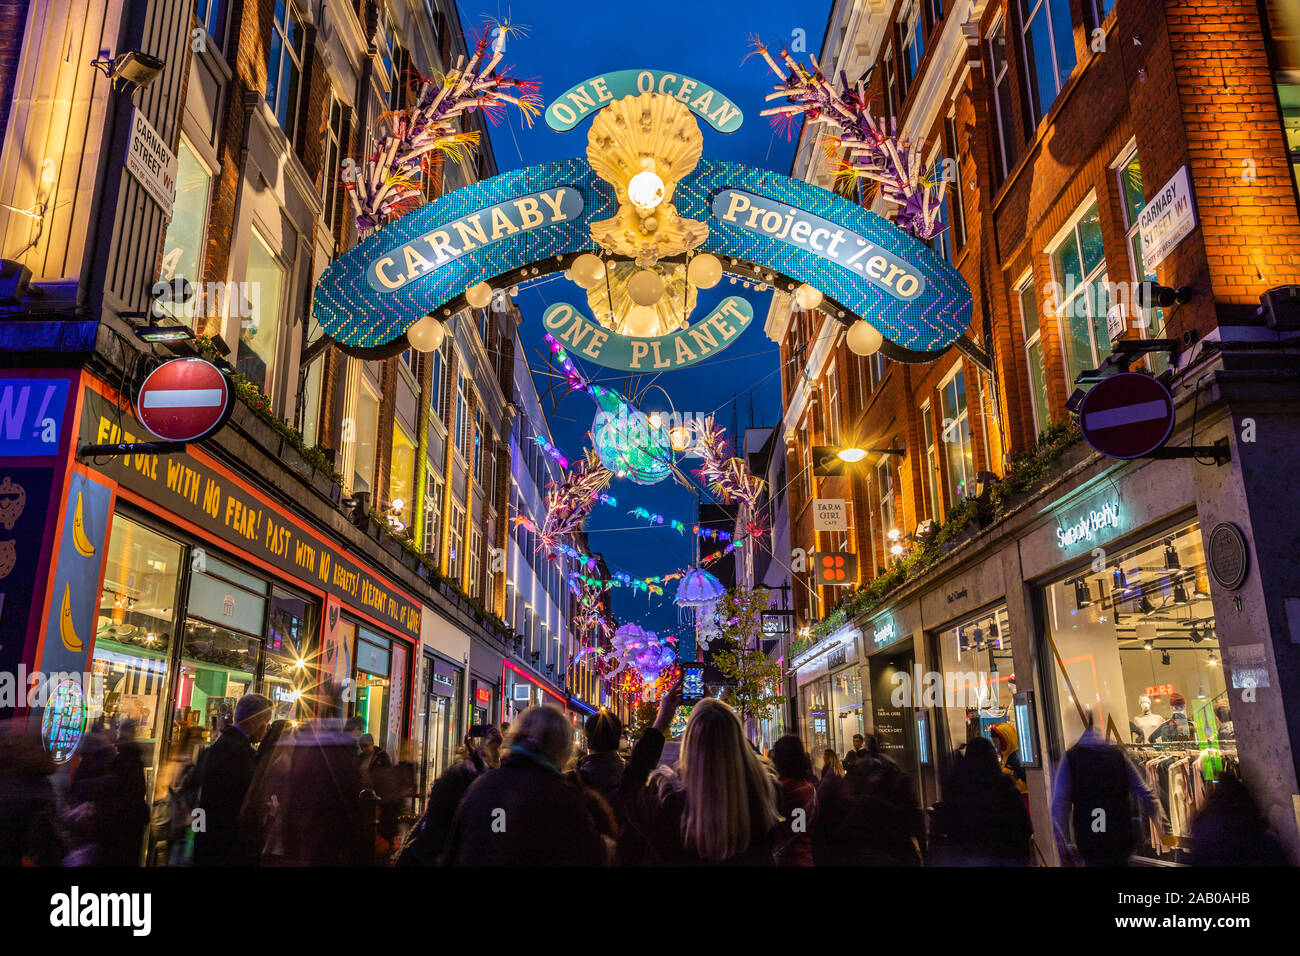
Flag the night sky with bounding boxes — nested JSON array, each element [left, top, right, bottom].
[[458, 0, 829, 638]]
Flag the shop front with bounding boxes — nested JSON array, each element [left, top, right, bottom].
[[469, 641, 503, 731], [1030, 496, 1233, 863], [502, 658, 566, 725], [790, 627, 862, 771], [53, 374, 423, 861], [416, 608, 470, 801]]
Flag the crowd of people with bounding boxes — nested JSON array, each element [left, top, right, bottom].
[[0, 685, 1289, 867]]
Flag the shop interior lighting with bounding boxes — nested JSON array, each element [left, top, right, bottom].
[[1161, 650, 1172, 666], [1164, 540, 1181, 569], [1172, 581, 1189, 605], [1074, 579, 1095, 610], [1207, 650, 1218, 666]]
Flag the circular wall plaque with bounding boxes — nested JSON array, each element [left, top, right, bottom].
[[1208, 522, 1249, 591]]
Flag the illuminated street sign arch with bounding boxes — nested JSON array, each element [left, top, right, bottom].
[[313, 157, 973, 362]]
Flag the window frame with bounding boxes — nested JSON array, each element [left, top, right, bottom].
[[938, 363, 974, 504], [1017, 0, 1078, 128], [1017, 272, 1049, 437], [158, 134, 215, 303], [240, 226, 287, 397], [921, 399, 940, 519], [266, 0, 306, 144], [986, 14, 1015, 182], [1047, 195, 1111, 388]]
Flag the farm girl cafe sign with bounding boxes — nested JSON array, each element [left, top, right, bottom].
[[541, 297, 753, 372], [78, 384, 420, 637]]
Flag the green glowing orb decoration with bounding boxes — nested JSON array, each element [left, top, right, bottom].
[[589, 385, 672, 485]]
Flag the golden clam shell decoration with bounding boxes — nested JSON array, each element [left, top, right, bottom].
[[586, 261, 698, 337], [586, 92, 709, 262]]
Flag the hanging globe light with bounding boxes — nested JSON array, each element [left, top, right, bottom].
[[846, 319, 884, 355], [465, 281, 493, 308], [627, 269, 665, 307], [794, 283, 823, 310], [687, 253, 723, 289], [570, 253, 606, 289], [406, 314, 445, 352]]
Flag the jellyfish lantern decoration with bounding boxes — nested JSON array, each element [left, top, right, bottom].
[[634, 638, 676, 682], [675, 568, 727, 652], [605, 621, 652, 681]]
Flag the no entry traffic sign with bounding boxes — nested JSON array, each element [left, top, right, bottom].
[[136, 358, 232, 443], [1078, 372, 1174, 460]]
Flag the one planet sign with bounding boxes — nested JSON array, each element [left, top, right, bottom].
[[543, 297, 753, 372]]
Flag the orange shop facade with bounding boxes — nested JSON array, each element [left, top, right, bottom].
[[18, 370, 423, 809]]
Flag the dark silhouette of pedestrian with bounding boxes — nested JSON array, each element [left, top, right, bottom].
[[771, 735, 818, 867], [930, 738, 1032, 866], [194, 693, 272, 867]]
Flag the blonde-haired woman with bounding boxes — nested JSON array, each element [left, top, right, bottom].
[[618, 685, 781, 865]]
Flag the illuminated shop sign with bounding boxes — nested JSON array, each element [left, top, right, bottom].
[[1056, 500, 1121, 549], [873, 621, 897, 645]]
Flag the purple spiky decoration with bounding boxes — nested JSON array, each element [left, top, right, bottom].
[[346, 20, 541, 237], [748, 38, 947, 242]]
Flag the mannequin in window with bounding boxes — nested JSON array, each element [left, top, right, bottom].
[[1150, 693, 1195, 743], [1130, 695, 1165, 744]]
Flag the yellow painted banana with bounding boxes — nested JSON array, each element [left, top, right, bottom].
[[59, 583, 83, 652], [72, 492, 96, 556]]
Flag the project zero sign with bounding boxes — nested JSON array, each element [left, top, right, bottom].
[[1077, 373, 1175, 460], [136, 358, 233, 443]]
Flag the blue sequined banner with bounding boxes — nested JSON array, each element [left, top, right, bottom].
[[313, 157, 972, 359]]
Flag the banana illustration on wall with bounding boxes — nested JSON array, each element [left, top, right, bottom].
[[59, 583, 83, 652], [71, 492, 96, 556]]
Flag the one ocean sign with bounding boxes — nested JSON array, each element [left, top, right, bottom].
[[545, 69, 743, 133], [542, 297, 753, 371]]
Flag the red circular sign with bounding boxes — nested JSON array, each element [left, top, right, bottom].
[[1078, 372, 1174, 459], [136, 358, 232, 443]]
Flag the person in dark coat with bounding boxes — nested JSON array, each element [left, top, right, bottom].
[[577, 710, 625, 806], [193, 693, 271, 867], [0, 719, 63, 866], [771, 735, 818, 867], [814, 756, 922, 866], [1188, 773, 1289, 867], [394, 731, 497, 866], [272, 718, 370, 866], [930, 738, 1032, 866], [617, 687, 781, 866], [442, 706, 605, 866], [101, 719, 150, 865], [1051, 716, 1163, 866]]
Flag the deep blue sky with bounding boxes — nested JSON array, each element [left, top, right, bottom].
[[458, 0, 829, 638]]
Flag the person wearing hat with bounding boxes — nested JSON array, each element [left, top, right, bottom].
[[989, 722, 1028, 797]]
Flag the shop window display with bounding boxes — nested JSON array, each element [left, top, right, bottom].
[[935, 606, 1015, 746], [354, 629, 392, 746], [830, 667, 864, 756], [799, 680, 831, 767], [263, 589, 316, 722], [1042, 522, 1232, 860], [90, 516, 183, 786]]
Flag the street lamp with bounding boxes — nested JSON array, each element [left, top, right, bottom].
[[836, 444, 905, 463]]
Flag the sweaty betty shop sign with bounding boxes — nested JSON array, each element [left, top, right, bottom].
[[1056, 500, 1121, 549]]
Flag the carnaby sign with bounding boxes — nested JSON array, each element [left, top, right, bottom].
[[314, 161, 972, 360], [367, 187, 583, 292], [542, 297, 752, 371]]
